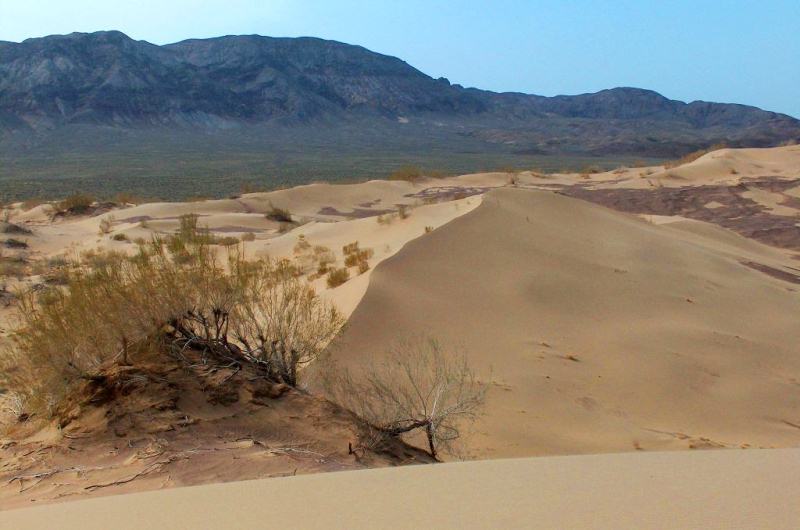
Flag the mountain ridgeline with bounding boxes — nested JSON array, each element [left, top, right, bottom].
[[1, 31, 798, 199]]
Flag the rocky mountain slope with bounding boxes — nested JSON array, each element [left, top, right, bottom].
[[1, 31, 798, 196]]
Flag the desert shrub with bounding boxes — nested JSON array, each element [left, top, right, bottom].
[[294, 235, 312, 254], [56, 193, 95, 215], [389, 165, 423, 182], [314, 246, 335, 274], [326, 267, 349, 288], [0, 241, 344, 418], [342, 241, 360, 255], [376, 214, 393, 226], [345, 250, 373, 268], [342, 241, 373, 269], [112, 192, 146, 205], [324, 337, 486, 459], [241, 232, 256, 242], [111, 233, 129, 242], [98, 215, 115, 235], [266, 202, 293, 223], [424, 226, 434, 234], [4, 238, 28, 249], [216, 236, 240, 247], [397, 204, 410, 220]]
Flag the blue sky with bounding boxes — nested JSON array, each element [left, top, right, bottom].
[[2, 0, 798, 117]]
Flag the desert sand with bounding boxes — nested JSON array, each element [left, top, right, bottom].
[[1, 146, 799, 524], [3, 448, 800, 530]]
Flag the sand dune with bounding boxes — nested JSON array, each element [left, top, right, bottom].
[[329, 187, 800, 458], [4, 448, 799, 530], [2, 146, 800, 517]]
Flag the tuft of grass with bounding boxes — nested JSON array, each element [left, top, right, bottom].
[[111, 233, 129, 242], [241, 232, 256, 242]]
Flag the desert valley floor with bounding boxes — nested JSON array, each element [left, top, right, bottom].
[[1, 146, 799, 526]]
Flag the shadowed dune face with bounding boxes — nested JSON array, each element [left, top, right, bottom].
[[327, 188, 800, 458]]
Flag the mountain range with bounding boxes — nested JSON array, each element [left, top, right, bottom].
[[1, 31, 798, 199]]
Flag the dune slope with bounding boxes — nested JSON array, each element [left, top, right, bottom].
[[4, 448, 800, 530], [328, 188, 800, 457]]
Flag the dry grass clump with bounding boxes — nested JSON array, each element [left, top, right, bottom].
[[397, 204, 410, 220], [111, 233, 129, 242], [55, 193, 96, 216], [98, 215, 115, 235], [388, 165, 423, 182], [241, 232, 256, 242], [266, 202, 293, 223], [342, 241, 374, 274], [664, 143, 728, 168], [0, 237, 344, 420], [326, 267, 349, 288], [323, 337, 487, 459]]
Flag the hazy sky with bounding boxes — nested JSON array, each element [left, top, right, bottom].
[[2, 0, 798, 117]]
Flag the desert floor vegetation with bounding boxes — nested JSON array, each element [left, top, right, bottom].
[[323, 337, 487, 459], [0, 228, 345, 422]]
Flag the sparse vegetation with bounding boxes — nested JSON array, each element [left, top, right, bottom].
[[111, 233, 129, 242], [397, 204, 410, 220], [0, 237, 344, 419], [324, 337, 487, 459], [98, 215, 115, 235], [241, 232, 256, 242], [266, 202, 293, 223], [342, 241, 374, 270], [55, 193, 96, 216], [326, 267, 349, 288]]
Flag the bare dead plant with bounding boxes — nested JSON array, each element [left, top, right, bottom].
[[323, 337, 487, 459]]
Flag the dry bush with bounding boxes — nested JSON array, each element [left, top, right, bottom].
[[111, 233, 129, 242], [376, 214, 394, 226], [216, 236, 240, 247], [241, 232, 256, 242], [388, 165, 423, 182], [664, 143, 727, 169], [424, 226, 434, 234], [342, 241, 374, 269], [324, 338, 487, 459], [0, 240, 344, 419], [56, 193, 95, 215], [112, 192, 148, 205], [98, 215, 115, 235], [266, 202, 293, 223], [326, 267, 349, 288], [357, 261, 370, 275], [342, 241, 360, 255], [313, 246, 335, 275], [397, 204, 410, 220]]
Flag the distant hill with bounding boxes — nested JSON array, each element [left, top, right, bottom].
[[1, 31, 798, 199]]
